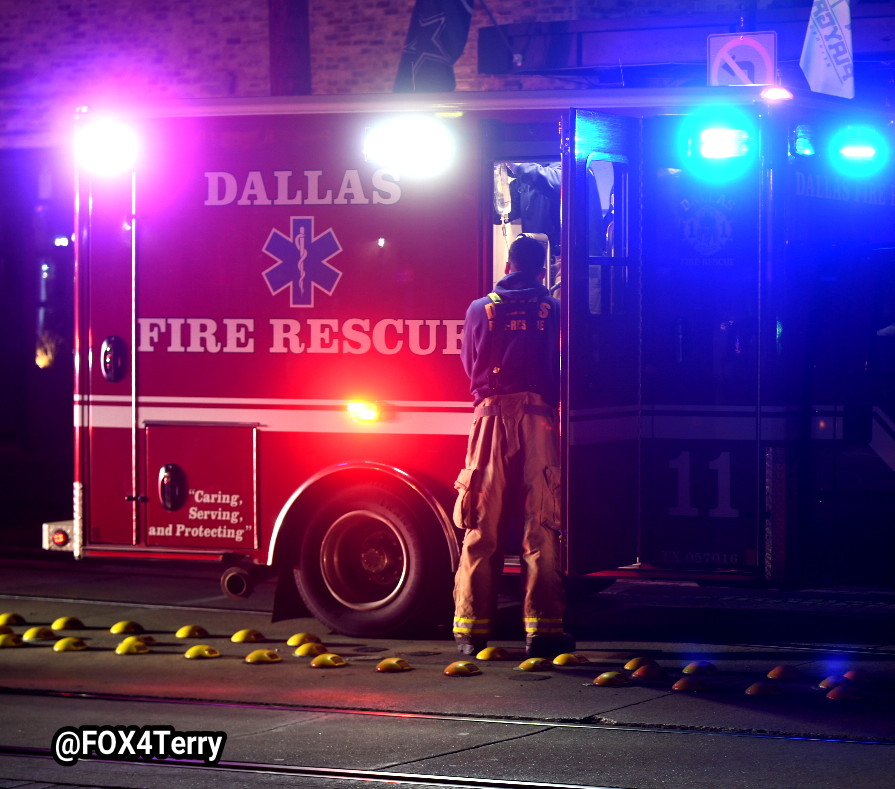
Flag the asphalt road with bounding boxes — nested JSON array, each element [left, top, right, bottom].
[[0, 554, 891, 788]]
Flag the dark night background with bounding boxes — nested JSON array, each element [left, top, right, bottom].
[[0, 147, 74, 548]]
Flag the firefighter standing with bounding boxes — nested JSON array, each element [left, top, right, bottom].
[[452, 234, 574, 659]]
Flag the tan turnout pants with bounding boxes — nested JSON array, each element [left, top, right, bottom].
[[452, 391, 566, 642]]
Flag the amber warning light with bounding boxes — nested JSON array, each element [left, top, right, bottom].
[[347, 401, 381, 421]]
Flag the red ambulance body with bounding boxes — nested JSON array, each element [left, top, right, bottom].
[[45, 88, 895, 635]]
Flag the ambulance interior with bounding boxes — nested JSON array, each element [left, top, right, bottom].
[[490, 155, 623, 309]]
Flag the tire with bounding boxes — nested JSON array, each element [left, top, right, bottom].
[[296, 484, 451, 637]]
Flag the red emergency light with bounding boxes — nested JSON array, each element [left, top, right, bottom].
[[51, 529, 70, 547]]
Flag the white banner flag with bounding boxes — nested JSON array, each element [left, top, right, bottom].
[[800, 0, 854, 99]]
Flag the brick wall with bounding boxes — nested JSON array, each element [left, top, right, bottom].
[[0, 0, 813, 147], [309, 0, 809, 94], [0, 0, 271, 147]]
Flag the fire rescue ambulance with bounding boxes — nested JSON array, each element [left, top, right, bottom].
[[44, 86, 895, 636]]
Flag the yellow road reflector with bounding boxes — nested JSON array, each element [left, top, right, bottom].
[[245, 649, 281, 664], [682, 660, 717, 675], [115, 637, 150, 655], [294, 642, 327, 657], [184, 644, 221, 660], [0, 613, 25, 626], [231, 628, 265, 643], [517, 657, 552, 672], [0, 633, 23, 648], [376, 657, 413, 672], [553, 653, 589, 666], [592, 671, 627, 687], [53, 637, 87, 652], [23, 627, 55, 642], [624, 656, 657, 671], [672, 676, 709, 692], [286, 632, 321, 647], [631, 663, 665, 680], [746, 680, 784, 696], [110, 620, 144, 635], [309, 652, 348, 668], [767, 665, 801, 680], [843, 668, 871, 683], [444, 660, 481, 677], [476, 647, 511, 661], [818, 675, 847, 690], [51, 616, 84, 630], [176, 625, 209, 639]]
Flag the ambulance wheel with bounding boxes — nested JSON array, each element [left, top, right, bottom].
[[297, 485, 450, 637]]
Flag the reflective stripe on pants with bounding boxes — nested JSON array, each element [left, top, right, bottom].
[[452, 391, 565, 640]]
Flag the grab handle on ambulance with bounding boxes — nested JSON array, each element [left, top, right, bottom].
[[100, 335, 128, 382]]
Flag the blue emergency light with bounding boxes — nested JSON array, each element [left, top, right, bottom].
[[792, 125, 816, 157], [828, 125, 890, 178], [699, 128, 751, 159], [677, 107, 757, 183]]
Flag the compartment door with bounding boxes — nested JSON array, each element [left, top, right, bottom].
[[144, 423, 258, 550], [638, 112, 762, 575], [562, 110, 641, 575]]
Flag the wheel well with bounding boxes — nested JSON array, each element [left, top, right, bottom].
[[269, 464, 459, 572]]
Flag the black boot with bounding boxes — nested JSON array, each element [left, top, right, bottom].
[[525, 633, 575, 658]]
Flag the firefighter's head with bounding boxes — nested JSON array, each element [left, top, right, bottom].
[[507, 234, 547, 279]]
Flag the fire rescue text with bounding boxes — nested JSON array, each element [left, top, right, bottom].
[[137, 318, 464, 355]]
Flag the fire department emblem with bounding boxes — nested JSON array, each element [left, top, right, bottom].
[[262, 217, 342, 307], [682, 203, 732, 257]]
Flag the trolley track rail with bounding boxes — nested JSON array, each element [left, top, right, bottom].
[[0, 687, 892, 789], [0, 745, 622, 789], [2, 686, 893, 745]]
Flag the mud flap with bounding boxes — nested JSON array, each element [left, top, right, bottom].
[[271, 565, 311, 622]]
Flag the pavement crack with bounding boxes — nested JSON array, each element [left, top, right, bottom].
[[379, 725, 553, 770], [228, 714, 333, 739]]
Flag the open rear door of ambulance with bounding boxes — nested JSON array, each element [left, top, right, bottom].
[[561, 109, 642, 579]]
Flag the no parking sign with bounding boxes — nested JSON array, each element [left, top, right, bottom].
[[708, 32, 777, 86]]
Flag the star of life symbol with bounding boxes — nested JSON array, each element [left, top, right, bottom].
[[262, 217, 342, 307]]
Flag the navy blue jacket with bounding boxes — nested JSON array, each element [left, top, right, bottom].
[[461, 271, 560, 406]]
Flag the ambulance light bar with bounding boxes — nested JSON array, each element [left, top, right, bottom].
[[75, 117, 139, 176], [760, 86, 794, 101]]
